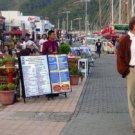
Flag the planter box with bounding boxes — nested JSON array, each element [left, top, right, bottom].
[[70, 75, 80, 85], [68, 58, 79, 69], [0, 91, 15, 105], [5, 62, 15, 68]]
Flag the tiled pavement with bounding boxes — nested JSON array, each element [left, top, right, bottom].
[[61, 55, 135, 135], [0, 54, 132, 135], [0, 78, 86, 135]]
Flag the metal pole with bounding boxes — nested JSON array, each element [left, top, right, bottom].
[[71, 20, 73, 31], [67, 12, 68, 32], [58, 18, 60, 30], [79, 17, 81, 34], [62, 19, 66, 30], [132, 0, 134, 16], [127, 1, 129, 22], [111, 0, 114, 25], [99, 0, 102, 29], [119, 0, 122, 24], [85, 0, 88, 35]]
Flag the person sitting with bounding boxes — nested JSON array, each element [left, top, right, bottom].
[[2, 45, 13, 57], [21, 35, 39, 50]]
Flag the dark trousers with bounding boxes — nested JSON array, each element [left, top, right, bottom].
[[97, 49, 101, 57]]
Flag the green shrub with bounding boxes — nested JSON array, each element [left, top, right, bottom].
[[0, 83, 16, 91], [3, 57, 17, 63], [69, 64, 79, 76], [0, 84, 7, 91], [0, 58, 3, 66], [59, 43, 70, 54]]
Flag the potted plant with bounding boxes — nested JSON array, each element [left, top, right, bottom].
[[59, 43, 71, 54], [0, 58, 3, 67], [0, 83, 16, 105], [3, 57, 17, 68], [69, 65, 83, 85]]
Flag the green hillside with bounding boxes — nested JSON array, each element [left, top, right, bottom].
[[0, 0, 113, 30]]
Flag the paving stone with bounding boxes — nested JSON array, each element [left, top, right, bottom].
[[61, 55, 133, 135], [13, 111, 73, 122]]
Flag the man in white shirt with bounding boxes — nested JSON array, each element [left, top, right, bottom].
[[21, 36, 39, 50], [39, 34, 47, 53], [117, 16, 135, 133]]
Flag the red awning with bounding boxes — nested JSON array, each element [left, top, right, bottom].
[[12, 30, 22, 35], [5, 30, 22, 35]]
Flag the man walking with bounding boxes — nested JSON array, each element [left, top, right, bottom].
[[96, 39, 102, 57], [117, 17, 135, 133]]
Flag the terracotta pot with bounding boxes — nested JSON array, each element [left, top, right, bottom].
[[70, 75, 80, 85], [5, 62, 15, 68], [0, 91, 15, 105]]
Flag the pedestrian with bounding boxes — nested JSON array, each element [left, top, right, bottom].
[[117, 16, 135, 133], [96, 39, 102, 57], [21, 35, 39, 50], [42, 30, 58, 55], [39, 34, 47, 53]]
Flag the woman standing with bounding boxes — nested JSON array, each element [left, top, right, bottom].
[[117, 17, 135, 132]]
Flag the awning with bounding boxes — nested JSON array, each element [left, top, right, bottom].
[[114, 24, 129, 30], [5, 30, 22, 35]]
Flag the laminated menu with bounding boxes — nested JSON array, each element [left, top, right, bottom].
[[48, 55, 71, 93], [20, 56, 52, 97]]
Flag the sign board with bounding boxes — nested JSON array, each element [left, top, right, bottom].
[[48, 55, 71, 94], [19, 55, 71, 99], [20, 56, 52, 98]]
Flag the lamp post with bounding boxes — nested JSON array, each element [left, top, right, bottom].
[[119, 0, 122, 24], [58, 18, 60, 30], [111, 0, 114, 25], [132, 0, 134, 17], [99, 0, 102, 29], [74, 17, 82, 35], [59, 11, 71, 32], [85, 0, 88, 35], [62, 11, 71, 32], [0, 12, 5, 49], [71, 20, 73, 31]]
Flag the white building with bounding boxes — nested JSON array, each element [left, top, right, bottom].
[[1, 11, 55, 38], [36, 20, 54, 35], [1, 11, 23, 31]]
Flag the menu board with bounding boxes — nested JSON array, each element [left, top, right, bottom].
[[48, 55, 71, 93], [20, 56, 52, 98]]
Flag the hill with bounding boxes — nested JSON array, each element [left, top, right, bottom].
[[0, 0, 113, 30]]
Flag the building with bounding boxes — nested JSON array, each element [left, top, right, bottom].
[[1, 11, 54, 39]]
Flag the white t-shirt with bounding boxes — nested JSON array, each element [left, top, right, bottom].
[[128, 31, 135, 66], [21, 40, 38, 50], [39, 39, 47, 52]]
